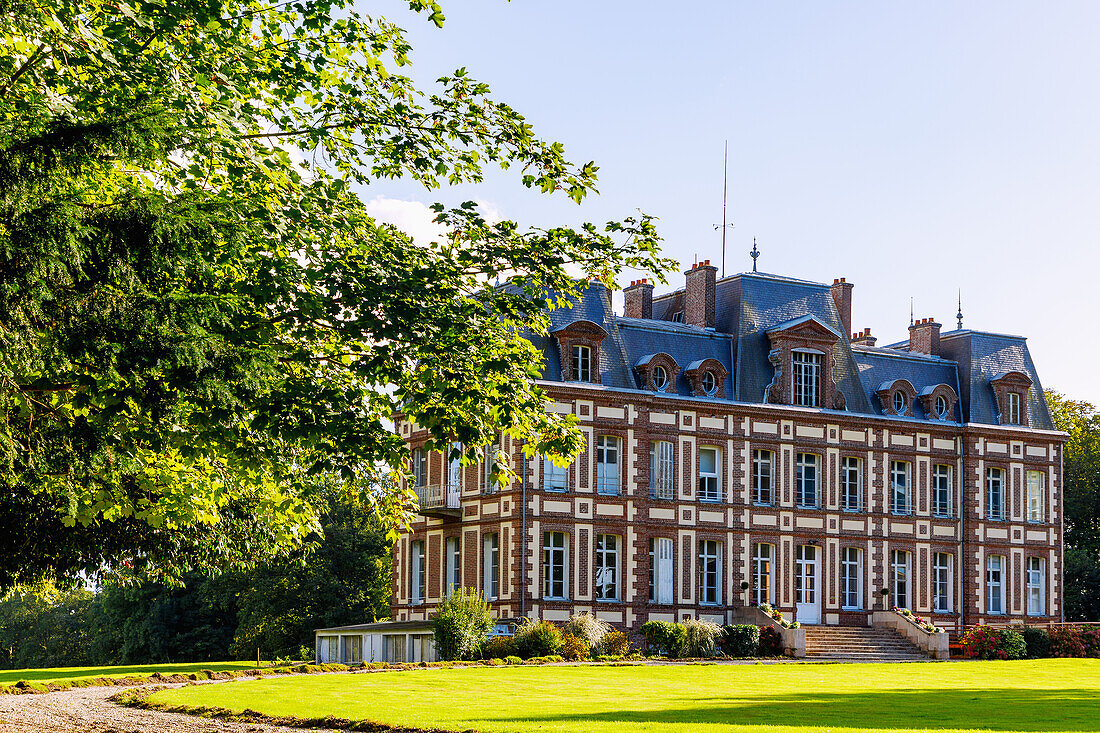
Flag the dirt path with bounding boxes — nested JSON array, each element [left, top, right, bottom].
[[0, 682, 332, 733]]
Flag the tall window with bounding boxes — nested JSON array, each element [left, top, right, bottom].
[[932, 464, 952, 516], [796, 453, 818, 508], [698, 540, 721, 605], [987, 554, 1004, 614], [752, 450, 774, 505], [445, 537, 461, 596], [752, 543, 773, 605], [933, 553, 952, 612], [986, 468, 1005, 520], [542, 531, 568, 599], [1007, 392, 1022, 425], [483, 533, 499, 601], [410, 448, 427, 487], [572, 344, 591, 383], [890, 461, 911, 514], [1027, 557, 1046, 616], [595, 534, 619, 601], [650, 441, 675, 499], [891, 549, 910, 610], [1027, 471, 1045, 523], [841, 457, 862, 512], [596, 436, 620, 496], [410, 540, 425, 604], [792, 351, 822, 407], [482, 439, 500, 494], [841, 547, 861, 610], [543, 456, 568, 491], [649, 537, 674, 604], [698, 447, 721, 502]]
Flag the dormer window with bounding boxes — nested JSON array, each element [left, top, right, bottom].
[[918, 383, 957, 421], [684, 358, 729, 398], [893, 391, 906, 414], [573, 345, 591, 383], [792, 350, 822, 407], [702, 371, 717, 396], [1008, 392, 1022, 425], [877, 379, 916, 417], [935, 394, 948, 417], [653, 365, 669, 391]]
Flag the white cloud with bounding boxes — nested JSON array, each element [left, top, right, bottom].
[[365, 196, 446, 245]]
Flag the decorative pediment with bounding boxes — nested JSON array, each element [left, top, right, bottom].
[[766, 315, 842, 344], [918, 383, 958, 421], [684, 358, 729, 398], [990, 371, 1032, 427], [990, 370, 1032, 389], [552, 320, 607, 384], [763, 316, 843, 409], [550, 319, 608, 340]]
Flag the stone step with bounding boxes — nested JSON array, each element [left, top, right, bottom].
[[800, 624, 929, 662]]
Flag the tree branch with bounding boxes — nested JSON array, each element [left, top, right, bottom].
[[0, 43, 50, 98]]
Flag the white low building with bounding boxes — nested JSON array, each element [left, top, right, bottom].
[[314, 620, 437, 664]]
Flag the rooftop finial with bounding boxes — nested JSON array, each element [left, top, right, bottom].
[[909, 297, 914, 327], [750, 237, 760, 272], [713, 141, 733, 278], [956, 290, 964, 330]]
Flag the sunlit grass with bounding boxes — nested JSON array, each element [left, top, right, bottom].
[[147, 658, 1100, 732], [0, 661, 263, 687]]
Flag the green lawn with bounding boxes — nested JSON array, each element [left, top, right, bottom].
[[0, 661, 264, 687], [147, 659, 1100, 733]]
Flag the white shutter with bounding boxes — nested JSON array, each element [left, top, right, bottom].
[[657, 537, 674, 604]]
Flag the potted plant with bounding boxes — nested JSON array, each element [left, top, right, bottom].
[[740, 581, 750, 606], [878, 587, 890, 610]]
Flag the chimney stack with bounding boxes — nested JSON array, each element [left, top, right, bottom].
[[909, 317, 942, 356], [624, 278, 654, 319], [830, 278, 854, 340], [684, 260, 717, 328], [851, 328, 877, 347]]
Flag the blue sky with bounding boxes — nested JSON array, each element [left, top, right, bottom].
[[365, 1, 1100, 406]]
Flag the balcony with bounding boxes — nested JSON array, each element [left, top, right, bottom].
[[414, 483, 462, 519]]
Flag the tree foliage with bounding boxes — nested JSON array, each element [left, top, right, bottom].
[[1047, 390, 1100, 620], [0, 0, 673, 588]]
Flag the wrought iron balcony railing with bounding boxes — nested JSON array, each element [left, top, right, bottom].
[[414, 483, 461, 514]]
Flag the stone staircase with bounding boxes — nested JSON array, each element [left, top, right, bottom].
[[803, 624, 930, 662]]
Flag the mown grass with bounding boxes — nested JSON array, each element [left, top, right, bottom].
[[146, 658, 1100, 733], [0, 661, 265, 689]]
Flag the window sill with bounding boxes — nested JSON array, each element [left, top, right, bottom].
[[796, 504, 820, 511], [544, 487, 568, 493], [699, 498, 723, 504], [595, 599, 622, 604], [542, 597, 570, 602], [932, 513, 954, 519], [891, 510, 912, 517], [753, 501, 774, 508], [841, 606, 863, 612], [842, 508, 864, 514], [986, 516, 1006, 522], [597, 490, 621, 497]]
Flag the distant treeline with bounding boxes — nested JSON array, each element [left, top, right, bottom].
[[0, 497, 391, 669]]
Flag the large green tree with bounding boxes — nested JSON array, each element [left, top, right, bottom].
[[0, 0, 672, 589], [1048, 390, 1100, 620]]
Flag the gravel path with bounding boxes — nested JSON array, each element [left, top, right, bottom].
[[0, 682, 333, 733]]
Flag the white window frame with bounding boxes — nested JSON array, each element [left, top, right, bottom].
[[411, 448, 427, 487], [752, 542, 774, 605], [841, 456, 862, 512], [935, 394, 948, 418], [752, 449, 773, 505], [893, 390, 906, 414], [543, 456, 569, 492], [596, 435, 620, 496], [1027, 471, 1045, 523], [932, 464, 952, 517], [650, 441, 674, 500], [986, 467, 1005, 520], [841, 547, 862, 610], [890, 460, 911, 514], [652, 364, 669, 391], [542, 531, 568, 600], [410, 539, 426, 604], [445, 537, 460, 596], [698, 540, 721, 606], [1008, 391, 1022, 425], [701, 370, 718, 396], [891, 549, 910, 610], [649, 537, 674, 604], [1027, 557, 1045, 616], [791, 349, 822, 407], [698, 446, 721, 503], [572, 344, 591, 383], [933, 552, 952, 613], [595, 534, 619, 601], [796, 452, 818, 508], [483, 532, 499, 601], [482, 439, 500, 495], [987, 554, 1004, 615]]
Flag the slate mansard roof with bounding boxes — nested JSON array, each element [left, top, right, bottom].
[[532, 272, 1054, 430]]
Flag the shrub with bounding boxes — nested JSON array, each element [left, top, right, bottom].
[[431, 589, 495, 661], [504, 655, 522, 665], [1048, 627, 1086, 657], [599, 630, 630, 657], [479, 635, 517, 660], [960, 625, 1025, 660], [719, 624, 760, 658], [560, 633, 590, 661], [757, 626, 783, 657], [562, 613, 612, 651], [640, 620, 686, 658], [512, 619, 563, 659], [1022, 627, 1051, 659], [681, 618, 722, 658]]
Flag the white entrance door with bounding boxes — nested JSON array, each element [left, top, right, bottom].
[[795, 545, 821, 624], [656, 538, 674, 604]]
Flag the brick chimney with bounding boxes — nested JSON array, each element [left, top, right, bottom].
[[851, 328, 877, 347], [909, 317, 942, 356], [830, 278, 854, 340], [684, 260, 717, 328], [624, 278, 654, 319]]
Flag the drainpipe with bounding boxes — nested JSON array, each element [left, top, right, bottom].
[[1059, 447, 1064, 624], [520, 446, 528, 620], [958, 431, 966, 630]]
